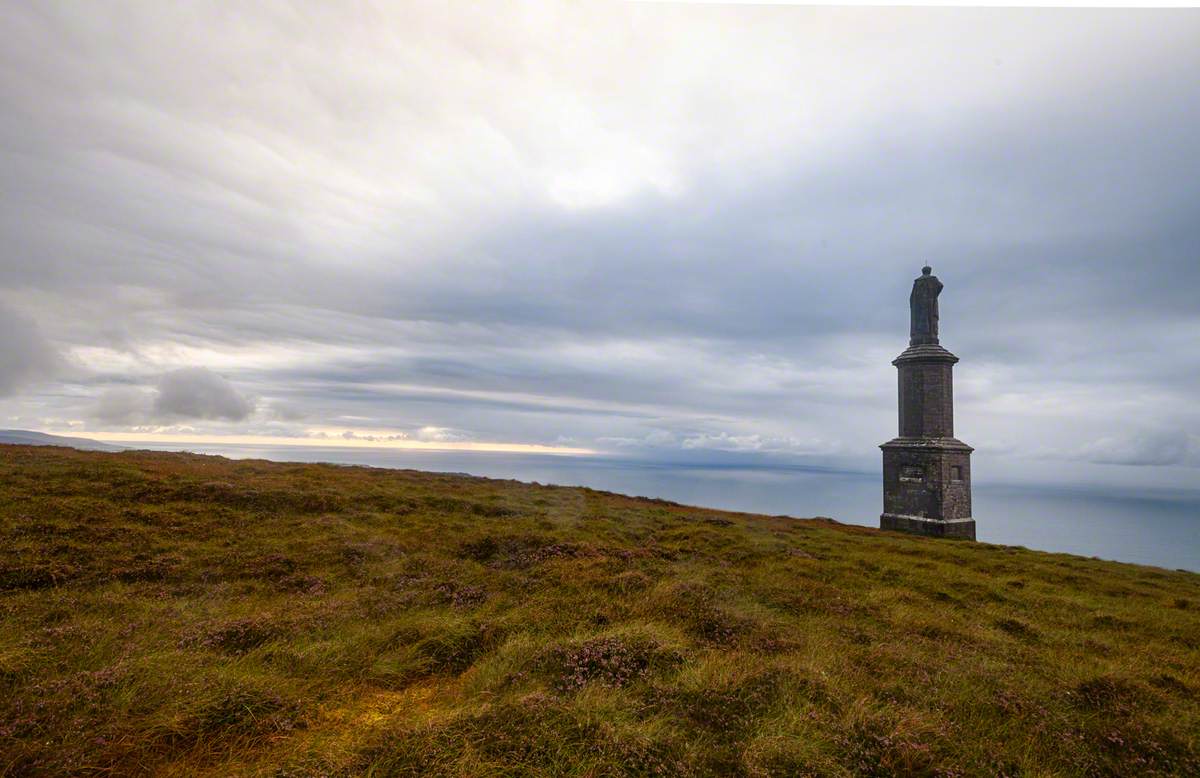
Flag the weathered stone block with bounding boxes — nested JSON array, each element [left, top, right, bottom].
[[880, 513, 976, 540]]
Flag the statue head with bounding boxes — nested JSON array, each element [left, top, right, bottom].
[[922, 265, 932, 276]]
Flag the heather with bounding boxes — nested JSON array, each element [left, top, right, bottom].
[[1, 445, 1198, 776]]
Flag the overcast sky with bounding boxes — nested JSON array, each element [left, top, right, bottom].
[[2, 3, 1198, 488]]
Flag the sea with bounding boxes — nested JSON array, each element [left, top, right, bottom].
[[127, 444, 1199, 573]]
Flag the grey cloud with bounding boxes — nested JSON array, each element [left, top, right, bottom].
[[153, 368, 254, 421], [264, 401, 308, 422], [0, 304, 59, 396], [1079, 430, 1194, 467]]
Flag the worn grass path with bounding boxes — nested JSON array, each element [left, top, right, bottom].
[[1, 444, 1198, 776]]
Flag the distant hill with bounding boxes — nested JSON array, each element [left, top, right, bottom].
[[0, 429, 124, 452], [0, 445, 1197, 776]]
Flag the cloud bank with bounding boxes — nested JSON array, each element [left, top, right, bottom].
[[153, 368, 254, 422], [92, 368, 253, 424]]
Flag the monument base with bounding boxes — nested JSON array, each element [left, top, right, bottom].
[[880, 513, 976, 540]]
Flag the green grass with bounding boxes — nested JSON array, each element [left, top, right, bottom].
[[1, 444, 1197, 776]]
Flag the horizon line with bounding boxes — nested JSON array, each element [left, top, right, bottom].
[[45, 430, 598, 456]]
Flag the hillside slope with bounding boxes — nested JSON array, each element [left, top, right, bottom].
[[0, 429, 124, 452], [1, 444, 1197, 776]]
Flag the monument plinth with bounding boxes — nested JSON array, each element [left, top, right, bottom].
[[880, 266, 975, 540]]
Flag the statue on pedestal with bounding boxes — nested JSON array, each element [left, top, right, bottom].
[[909, 265, 943, 346], [882, 264, 975, 540]]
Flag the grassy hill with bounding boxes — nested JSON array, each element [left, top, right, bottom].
[[1, 445, 1197, 777]]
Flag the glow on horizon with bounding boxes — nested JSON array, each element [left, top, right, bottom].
[[53, 431, 597, 456]]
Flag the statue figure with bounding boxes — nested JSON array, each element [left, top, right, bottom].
[[909, 265, 943, 345]]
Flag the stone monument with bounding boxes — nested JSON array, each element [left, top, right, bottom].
[[880, 266, 975, 539]]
